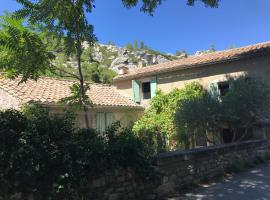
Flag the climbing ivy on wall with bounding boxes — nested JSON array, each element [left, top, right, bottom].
[[133, 82, 205, 152]]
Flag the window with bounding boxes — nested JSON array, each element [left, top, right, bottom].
[[132, 77, 157, 103], [96, 112, 114, 132], [218, 81, 229, 97], [142, 82, 151, 99]]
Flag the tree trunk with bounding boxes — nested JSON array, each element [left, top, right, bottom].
[[76, 41, 90, 129]]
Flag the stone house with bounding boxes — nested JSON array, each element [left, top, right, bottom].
[[113, 41, 270, 142], [0, 77, 144, 131], [1, 41, 270, 136]]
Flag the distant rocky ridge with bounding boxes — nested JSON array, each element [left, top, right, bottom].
[[54, 42, 218, 73], [51, 42, 222, 84], [81, 42, 187, 72], [51, 42, 215, 84]]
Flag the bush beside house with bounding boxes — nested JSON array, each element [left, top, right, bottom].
[[133, 82, 205, 152], [0, 105, 153, 200], [134, 76, 270, 150]]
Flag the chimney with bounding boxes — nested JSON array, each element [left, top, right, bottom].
[[118, 65, 129, 75]]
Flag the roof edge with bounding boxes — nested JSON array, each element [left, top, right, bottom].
[[113, 41, 270, 82]]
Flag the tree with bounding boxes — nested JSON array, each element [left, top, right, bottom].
[[134, 40, 138, 49], [0, 15, 54, 82], [209, 44, 216, 52], [125, 43, 134, 51], [174, 76, 270, 147], [122, 0, 220, 14], [176, 49, 188, 57], [133, 82, 205, 151], [220, 76, 270, 142], [14, 0, 97, 128], [174, 92, 221, 148], [140, 41, 145, 49]]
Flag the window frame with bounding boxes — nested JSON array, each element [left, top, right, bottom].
[[141, 81, 151, 100]]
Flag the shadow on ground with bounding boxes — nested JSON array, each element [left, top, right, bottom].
[[170, 163, 270, 200]]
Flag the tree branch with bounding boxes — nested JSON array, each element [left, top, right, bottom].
[[49, 64, 80, 80]]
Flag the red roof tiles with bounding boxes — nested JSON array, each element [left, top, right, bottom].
[[114, 41, 270, 82], [0, 76, 142, 109]]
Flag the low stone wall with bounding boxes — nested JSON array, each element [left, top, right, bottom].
[[89, 139, 270, 200], [88, 167, 156, 200], [156, 139, 270, 198]]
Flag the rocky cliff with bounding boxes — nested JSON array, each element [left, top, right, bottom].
[[52, 42, 187, 84], [83, 42, 186, 72]]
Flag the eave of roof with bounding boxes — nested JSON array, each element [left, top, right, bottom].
[[113, 41, 270, 82], [0, 76, 143, 109]]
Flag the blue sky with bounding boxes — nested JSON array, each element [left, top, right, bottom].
[[0, 0, 270, 54]]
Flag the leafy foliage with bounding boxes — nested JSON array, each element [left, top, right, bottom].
[[0, 15, 54, 81], [82, 63, 117, 84], [122, 0, 220, 14], [14, 0, 98, 128], [174, 91, 220, 148], [14, 0, 97, 52], [133, 82, 205, 152], [59, 83, 93, 109], [174, 76, 270, 147], [0, 105, 153, 199], [135, 76, 270, 151], [220, 76, 270, 141]]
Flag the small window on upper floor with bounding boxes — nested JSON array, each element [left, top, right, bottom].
[[142, 82, 151, 99], [218, 81, 229, 97]]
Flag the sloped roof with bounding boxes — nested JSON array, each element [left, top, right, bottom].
[[0, 76, 142, 109], [114, 41, 270, 82]]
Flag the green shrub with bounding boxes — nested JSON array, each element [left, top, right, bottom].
[[0, 105, 153, 199], [174, 76, 270, 148], [133, 82, 205, 152]]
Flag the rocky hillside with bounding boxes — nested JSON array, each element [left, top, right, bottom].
[[52, 42, 187, 84], [83, 42, 187, 72], [92, 45, 178, 71]]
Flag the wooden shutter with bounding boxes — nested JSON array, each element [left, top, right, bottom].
[[132, 80, 140, 103], [150, 76, 157, 98]]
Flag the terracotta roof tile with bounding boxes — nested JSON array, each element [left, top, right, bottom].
[[114, 41, 270, 81], [0, 77, 142, 109]]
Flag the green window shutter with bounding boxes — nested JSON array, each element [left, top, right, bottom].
[[132, 80, 140, 103], [96, 113, 106, 132], [209, 82, 218, 98], [150, 76, 157, 98]]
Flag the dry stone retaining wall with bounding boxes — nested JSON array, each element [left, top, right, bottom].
[[88, 140, 270, 200]]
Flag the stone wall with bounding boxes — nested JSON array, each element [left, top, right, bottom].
[[88, 139, 270, 200], [157, 139, 270, 198], [87, 167, 157, 200]]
